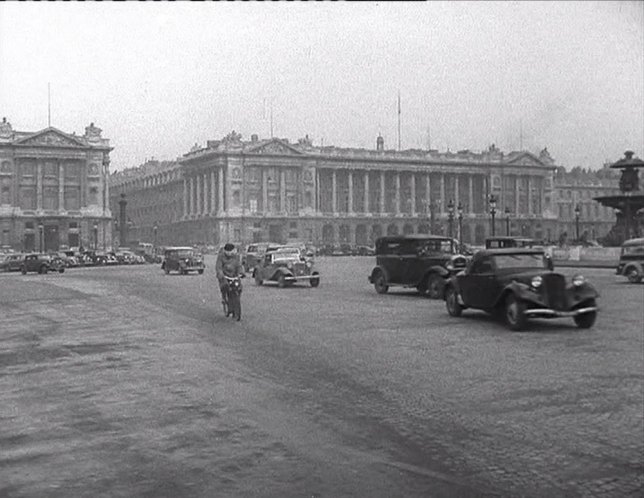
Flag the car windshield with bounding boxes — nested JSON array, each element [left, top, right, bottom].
[[273, 253, 300, 262], [621, 245, 644, 256], [417, 239, 455, 254], [177, 250, 194, 258], [493, 253, 545, 269]]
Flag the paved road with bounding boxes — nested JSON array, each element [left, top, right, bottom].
[[0, 258, 642, 497]]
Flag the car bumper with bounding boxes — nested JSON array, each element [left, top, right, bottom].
[[524, 306, 598, 318], [285, 275, 318, 281]]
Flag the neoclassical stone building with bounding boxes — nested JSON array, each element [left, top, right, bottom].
[[110, 131, 561, 248], [0, 118, 113, 252]]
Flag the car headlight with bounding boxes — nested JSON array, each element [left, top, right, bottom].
[[531, 276, 543, 288], [572, 275, 585, 286], [287, 262, 293, 269], [446, 263, 454, 271], [305, 261, 312, 268]]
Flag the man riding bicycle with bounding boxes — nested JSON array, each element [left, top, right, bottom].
[[215, 243, 245, 316]]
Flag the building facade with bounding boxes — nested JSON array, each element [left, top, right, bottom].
[[0, 118, 113, 252], [111, 132, 567, 248]]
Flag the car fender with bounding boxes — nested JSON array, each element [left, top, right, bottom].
[[494, 281, 535, 308], [369, 265, 390, 284], [270, 267, 293, 280], [572, 282, 600, 302], [423, 265, 450, 281]]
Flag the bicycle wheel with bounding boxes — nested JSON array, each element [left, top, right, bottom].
[[230, 292, 241, 321]]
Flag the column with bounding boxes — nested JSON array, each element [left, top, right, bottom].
[[348, 170, 353, 214], [58, 161, 65, 212], [191, 177, 197, 216], [468, 175, 474, 213], [36, 161, 43, 211], [425, 174, 431, 213], [262, 169, 268, 214], [454, 175, 459, 206], [395, 172, 400, 214], [196, 174, 202, 215], [210, 170, 216, 214], [527, 176, 532, 215], [331, 170, 337, 214], [183, 178, 188, 217], [218, 167, 224, 213], [364, 171, 369, 214], [515, 175, 520, 214], [380, 171, 385, 213], [80, 162, 87, 207], [440, 173, 445, 213], [410, 173, 416, 215]]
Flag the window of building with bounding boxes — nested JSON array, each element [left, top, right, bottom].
[[69, 222, 78, 229], [20, 186, 36, 210], [44, 162, 59, 177], [1, 181, 11, 205], [20, 162, 36, 178], [25, 221, 34, 230], [43, 186, 58, 210], [88, 186, 99, 205], [289, 221, 297, 229], [64, 186, 81, 210]]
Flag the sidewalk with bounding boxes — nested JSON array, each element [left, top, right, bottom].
[[553, 259, 617, 269]]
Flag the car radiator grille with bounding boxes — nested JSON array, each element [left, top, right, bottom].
[[543, 273, 567, 310]]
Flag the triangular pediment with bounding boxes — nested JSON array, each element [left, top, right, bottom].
[[15, 127, 86, 148], [248, 139, 303, 156], [504, 152, 544, 167]]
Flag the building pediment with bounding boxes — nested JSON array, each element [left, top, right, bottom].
[[14, 127, 87, 148], [247, 139, 303, 156], [504, 152, 545, 167]]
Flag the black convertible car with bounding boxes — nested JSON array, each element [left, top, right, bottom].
[[443, 248, 599, 330]]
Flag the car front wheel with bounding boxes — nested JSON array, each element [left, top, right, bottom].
[[445, 286, 463, 317], [373, 272, 388, 294], [626, 267, 642, 283], [21, 266, 26, 275], [277, 273, 286, 288], [505, 294, 527, 331], [426, 274, 443, 299], [310, 273, 320, 287], [574, 299, 597, 329]]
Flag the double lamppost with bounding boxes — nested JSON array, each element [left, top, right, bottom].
[[457, 202, 464, 252], [489, 194, 497, 236], [93, 223, 98, 250], [505, 207, 511, 236], [38, 223, 44, 253], [153, 222, 159, 249], [447, 199, 455, 240], [574, 204, 581, 242]]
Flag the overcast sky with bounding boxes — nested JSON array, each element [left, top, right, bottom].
[[1, 2, 642, 171]]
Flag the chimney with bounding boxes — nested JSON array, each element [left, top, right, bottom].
[[376, 135, 384, 151]]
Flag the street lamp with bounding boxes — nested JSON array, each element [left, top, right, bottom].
[[505, 206, 511, 236], [457, 202, 464, 252], [489, 194, 497, 236], [447, 199, 455, 240], [38, 223, 44, 253], [574, 204, 581, 242], [153, 222, 158, 249], [93, 223, 98, 250]]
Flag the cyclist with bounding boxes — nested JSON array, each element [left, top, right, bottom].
[[215, 243, 244, 316]]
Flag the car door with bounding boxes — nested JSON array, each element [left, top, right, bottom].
[[459, 255, 500, 309]]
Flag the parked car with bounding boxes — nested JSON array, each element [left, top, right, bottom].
[[162, 246, 205, 275], [444, 248, 599, 330], [57, 252, 79, 268], [356, 245, 376, 256], [616, 237, 644, 283], [1, 253, 24, 272], [253, 247, 320, 288], [20, 253, 65, 274], [242, 242, 281, 273], [368, 235, 469, 299]]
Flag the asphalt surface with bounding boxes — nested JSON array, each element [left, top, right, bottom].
[[0, 257, 642, 498]]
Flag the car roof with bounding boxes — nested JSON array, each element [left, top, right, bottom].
[[165, 246, 194, 251], [622, 237, 644, 247], [475, 248, 546, 257], [486, 236, 535, 242], [376, 235, 454, 242]]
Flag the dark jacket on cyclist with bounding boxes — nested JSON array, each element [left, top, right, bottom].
[[215, 247, 244, 291]]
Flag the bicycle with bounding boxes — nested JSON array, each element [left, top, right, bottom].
[[222, 275, 243, 321]]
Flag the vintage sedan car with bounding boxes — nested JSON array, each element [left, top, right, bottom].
[[242, 242, 281, 273], [1, 253, 24, 272], [253, 248, 320, 287], [443, 248, 599, 330], [616, 237, 644, 283], [368, 235, 469, 299], [20, 253, 65, 274], [162, 246, 205, 275]]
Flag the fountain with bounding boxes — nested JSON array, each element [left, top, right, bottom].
[[594, 150, 644, 246]]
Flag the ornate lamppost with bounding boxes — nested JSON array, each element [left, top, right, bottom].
[[153, 222, 158, 248], [505, 206, 511, 236], [489, 194, 497, 236], [38, 223, 44, 253], [93, 223, 98, 250], [447, 199, 455, 240], [574, 204, 581, 242], [457, 202, 464, 252]]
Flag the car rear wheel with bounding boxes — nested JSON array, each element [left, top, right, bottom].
[[164, 266, 170, 275], [373, 272, 388, 294], [445, 286, 463, 317], [505, 294, 527, 331], [426, 274, 443, 300], [574, 299, 597, 329], [277, 274, 286, 288], [59, 268, 65, 274], [310, 273, 320, 287], [21, 266, 26, 275], [40, 265, 48, 275], [626, 267, 642, 283], [198, 269, 204, 275]]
